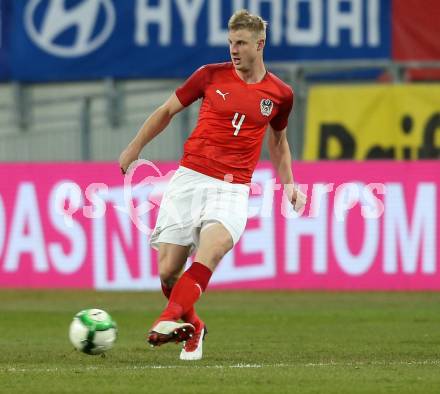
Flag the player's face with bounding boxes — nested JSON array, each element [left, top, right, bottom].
[[228, 29, 262, 72]]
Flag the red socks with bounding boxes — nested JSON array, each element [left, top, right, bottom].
[[159, 262, 212, 323], [161, 282, 202, 330]]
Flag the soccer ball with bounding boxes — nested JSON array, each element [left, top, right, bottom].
[[69, 309, 117, 355]]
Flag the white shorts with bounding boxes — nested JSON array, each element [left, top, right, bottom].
[[150, 166, 249, 254]]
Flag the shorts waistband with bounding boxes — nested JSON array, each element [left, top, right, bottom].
[[178, 166, 250, 193]]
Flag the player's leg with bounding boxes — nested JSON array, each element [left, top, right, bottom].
[[149, 241, 209, 346], [193, 222, 233, 270], [149, 223, 232, 348], [157, 242, 204, 335], [178, 222, 232, 360], [154, 224, 230, 320], [153, 223, 232, 357], [157, 222, 232, 317], [158, 242, 188, 294]]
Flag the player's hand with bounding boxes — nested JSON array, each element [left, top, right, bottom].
[[285, 184, 307, 213], [119, 145, 140, 175]]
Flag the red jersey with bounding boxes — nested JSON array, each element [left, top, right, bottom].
[[175, 62, 294, 184]]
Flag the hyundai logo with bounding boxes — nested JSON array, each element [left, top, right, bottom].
[[24, 0, 116, 57]]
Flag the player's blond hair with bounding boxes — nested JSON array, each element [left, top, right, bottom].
[[228, 9, 267, 40]]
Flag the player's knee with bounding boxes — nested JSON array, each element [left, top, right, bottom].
[[158, 259, 181, 287], [159, 268, 179, 288], [208, 241, 231, 265]]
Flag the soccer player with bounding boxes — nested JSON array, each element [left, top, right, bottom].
[[119, 9, 306, 361]]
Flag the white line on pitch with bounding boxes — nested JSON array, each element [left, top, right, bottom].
[[2, 360, 440, 373]]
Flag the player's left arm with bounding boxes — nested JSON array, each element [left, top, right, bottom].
[[267, 125, 306, 212]]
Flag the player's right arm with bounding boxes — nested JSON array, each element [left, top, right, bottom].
[[119, 93, 184, 174]]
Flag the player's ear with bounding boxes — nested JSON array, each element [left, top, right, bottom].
[[257, 39, 265, 51]]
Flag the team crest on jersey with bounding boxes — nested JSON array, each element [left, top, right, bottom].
[[260, 99, 273, 116]]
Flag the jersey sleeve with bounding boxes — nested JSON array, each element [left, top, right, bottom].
[[270, 89, 294, 131], [175, 66, 208, 107]]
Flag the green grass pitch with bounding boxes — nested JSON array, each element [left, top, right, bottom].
[[1, 290, 440, 393]]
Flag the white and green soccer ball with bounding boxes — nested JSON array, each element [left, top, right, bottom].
[[69, 309, 117, 355]]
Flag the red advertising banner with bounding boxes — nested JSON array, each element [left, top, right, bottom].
[[393, 0, 440, 61], [0, 161, 439, 290]]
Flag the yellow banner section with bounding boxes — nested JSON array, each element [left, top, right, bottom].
[[304, 84, 440, 160]]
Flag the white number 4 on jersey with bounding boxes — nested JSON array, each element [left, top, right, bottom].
[[232, 113, 245, 136]]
